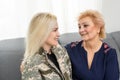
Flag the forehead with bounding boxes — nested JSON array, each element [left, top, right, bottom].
[[79, 17, 93, 24], [52, 23, 58, 28]]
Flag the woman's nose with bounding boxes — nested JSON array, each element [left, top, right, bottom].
[[57, 31, 60, 37]]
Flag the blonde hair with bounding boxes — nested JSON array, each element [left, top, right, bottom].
[[24, 13, 57, 60], [78, 10, 106, 39]]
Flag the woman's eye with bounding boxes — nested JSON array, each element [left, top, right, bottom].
[[78, 23, 81, 29], [84, 25, 88, 27], [53, 29, 58, 32], [78, 26, 81, 29], [54, 29, 57, 32]]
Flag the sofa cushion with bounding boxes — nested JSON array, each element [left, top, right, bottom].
[[0, 51, 24, 80], [0, 38, 25, 80], [111, 31, 120, 50], [59, 32, 81, 46], [0, 38, 25, 51]]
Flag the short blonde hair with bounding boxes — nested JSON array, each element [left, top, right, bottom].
[[78, 10, 106, 39], [24, 13, 57, 59]]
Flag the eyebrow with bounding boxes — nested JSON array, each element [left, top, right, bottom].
[[78, 23, 80, 26], [53, 27, 58, 29], [78, 22, 88, 25]]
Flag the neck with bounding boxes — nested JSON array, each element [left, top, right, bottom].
[[42, 44, 51, 54], [83, 38, 102, 53]]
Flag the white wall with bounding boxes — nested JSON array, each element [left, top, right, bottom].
[[101, 0, 120, 33], [0, 0, 28, 40], [0, 0, 101, 40], [0, 0, 54, 40], [2, 0, 120, 40]]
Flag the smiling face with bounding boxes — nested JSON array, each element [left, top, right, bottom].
[[44, 23, 60, 50], [78, 17, 100, 41]]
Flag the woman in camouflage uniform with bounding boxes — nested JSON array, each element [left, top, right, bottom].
[[20, 13, 72, 80]]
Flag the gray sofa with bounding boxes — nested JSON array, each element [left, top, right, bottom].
[[0, 31, 120, 80]]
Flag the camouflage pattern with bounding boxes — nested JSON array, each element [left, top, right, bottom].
[[21, 44, 72, 80]]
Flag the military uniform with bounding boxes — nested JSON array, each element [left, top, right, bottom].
[[21, 45, 72, 80]]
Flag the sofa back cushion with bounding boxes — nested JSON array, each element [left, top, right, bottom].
[[0, 38, 25, 80], [59, 32, 81, 46]]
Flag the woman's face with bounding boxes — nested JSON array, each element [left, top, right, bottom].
[[78, 17, 100, 41], [44, 23, 60, 48]]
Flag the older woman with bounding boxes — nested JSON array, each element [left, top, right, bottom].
[[65, 10, 119, 80]]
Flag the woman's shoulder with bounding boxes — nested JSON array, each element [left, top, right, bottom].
[[52, 44, 69, 57], [65, 40, 82, 49], [103, 42, 117, 55], [23, 53, 44, 66]]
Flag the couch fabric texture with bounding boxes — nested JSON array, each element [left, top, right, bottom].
[[0, 31, 120, 80]]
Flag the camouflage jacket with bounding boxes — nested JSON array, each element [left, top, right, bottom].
[[21, 45, 72, 80]]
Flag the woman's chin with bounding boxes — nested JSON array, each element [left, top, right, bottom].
[[52, 42, 58, 46], [82, 38, 89, 41]]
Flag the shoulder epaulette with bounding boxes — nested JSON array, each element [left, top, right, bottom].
[[70, 41, 80, 48], [104, 43, 111, 54]]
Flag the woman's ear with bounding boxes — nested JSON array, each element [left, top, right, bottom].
[[97, 26, 101, 34]]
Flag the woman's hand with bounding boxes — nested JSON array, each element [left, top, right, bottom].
[[20, 61, 24, 72]]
